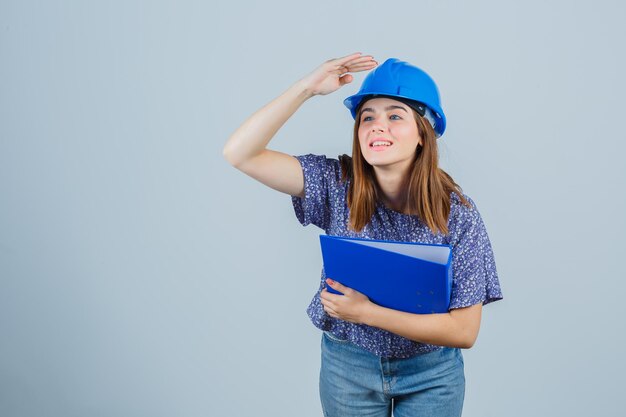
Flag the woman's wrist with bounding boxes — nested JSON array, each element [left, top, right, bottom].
[[292, 79, 316, 100], [360, 302, 380, 327]]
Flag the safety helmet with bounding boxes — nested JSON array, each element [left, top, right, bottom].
[[343, 58, 447, 138]]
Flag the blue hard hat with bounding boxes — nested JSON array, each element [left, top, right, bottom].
[[343, 58, 447, 138]]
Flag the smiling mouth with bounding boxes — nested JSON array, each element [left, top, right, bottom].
[[370, 140, 393, 148]]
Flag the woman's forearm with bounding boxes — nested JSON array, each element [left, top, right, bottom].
[[362, 303, 481, 349], [222, 81, 313, 167]]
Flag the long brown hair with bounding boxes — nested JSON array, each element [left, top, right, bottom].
[[339, 99, 471, 236]]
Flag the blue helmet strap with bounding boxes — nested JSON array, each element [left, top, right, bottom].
[[422, 108, 439, 137]]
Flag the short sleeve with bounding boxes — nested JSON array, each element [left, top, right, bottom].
[[290, 154, 341, 231], [448, 197, 503, 310]]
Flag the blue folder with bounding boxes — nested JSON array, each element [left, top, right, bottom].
[[319, 235, 453, 314]]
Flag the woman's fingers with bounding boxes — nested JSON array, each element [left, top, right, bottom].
[[346, 62, 378, 72], [342, 57, 377, 70], [328, 62, 376, 79], [323, 304, 338, 317], [332, 52, 365, 66], [344, 61, 378, 74], [330, 54, 377, 73], [346, 55, 376, 64], [340, 55, 373, 64]]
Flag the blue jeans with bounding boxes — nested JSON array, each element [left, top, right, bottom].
[[320, 331, 465, 417]]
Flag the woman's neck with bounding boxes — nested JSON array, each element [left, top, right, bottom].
[[374, 166, 410, 213]]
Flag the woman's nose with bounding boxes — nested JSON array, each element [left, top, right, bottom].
[[371, 122, 386, 132]]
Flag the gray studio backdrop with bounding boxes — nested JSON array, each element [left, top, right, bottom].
[[1, 1, 625, 416]]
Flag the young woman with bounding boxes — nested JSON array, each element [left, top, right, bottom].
[[223, 52, 503, 417]]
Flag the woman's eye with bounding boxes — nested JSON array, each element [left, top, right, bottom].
[[362, 114, 401, 122]]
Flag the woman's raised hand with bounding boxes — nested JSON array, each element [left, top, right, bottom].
[[297, 52, 378, 97]]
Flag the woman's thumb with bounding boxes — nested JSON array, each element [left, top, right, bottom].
[[339, 74, 353, 86]]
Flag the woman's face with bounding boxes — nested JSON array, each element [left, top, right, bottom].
[[357, 97, 422, 170]]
